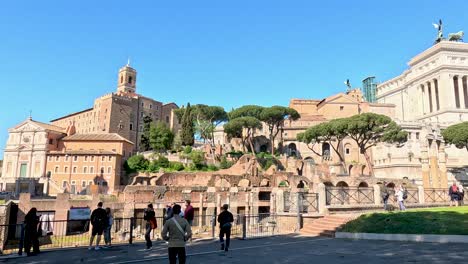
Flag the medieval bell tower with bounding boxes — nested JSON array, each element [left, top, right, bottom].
[[117, 60, 137, 94]]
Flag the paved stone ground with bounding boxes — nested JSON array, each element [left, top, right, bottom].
[[1, 235, 467, 264]]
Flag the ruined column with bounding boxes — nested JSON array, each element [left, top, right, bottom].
[[317, 183, 327, 214], [438, 142, 448, 188], [373, 184, 381, 205], [420, 139, 431, 188], [198, 193, 204, 228], [418, 185, 425, 204]]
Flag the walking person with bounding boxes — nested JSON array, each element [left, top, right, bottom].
[[103, 208, 113, 248], [381, 182, 390, 211], [161, 204, 192, 264], [144, 204, 157, 250], [89, 202, 107, 250], [449, 183, 459, 207], [217, 204, 234, 252], [395, 186, 406, 211], [24, 207, 40, 256], [458, 183, 465, 206]]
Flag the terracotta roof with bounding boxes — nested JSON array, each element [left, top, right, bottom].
[[29, 120, 66, 133], [50, 108, 94, 122], [48, 150, 118, 155], [62, 133, 134, 144]]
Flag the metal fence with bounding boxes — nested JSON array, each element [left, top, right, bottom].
[[283, 192, 319, 213], [0, 213, 291, 255], [387, 189, 419, 204], [326, 187, 374, 205], [424, 188, 449, 203]]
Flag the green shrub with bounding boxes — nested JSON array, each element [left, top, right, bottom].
[[126, 155, 149, 172], [219, 156, 234, 169], [147, 160, 160, 172], [155, 155, 170, 168], [183, 146, 193, 154], [169, 161, 185, 171], [207, 164, 219, 171]]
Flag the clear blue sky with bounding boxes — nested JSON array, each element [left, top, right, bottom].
[[1, 0, 468, 158]]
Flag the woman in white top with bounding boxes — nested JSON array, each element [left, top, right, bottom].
[[395, 186, 406, 211]]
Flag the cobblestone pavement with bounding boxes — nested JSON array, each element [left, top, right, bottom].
[[1, 235, 467, 264]]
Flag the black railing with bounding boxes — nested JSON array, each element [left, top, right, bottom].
[[1, 213, 291, 255], [326, 187, 374, 205], [387, 189, 419, 204], [424, 188, 449, 203]]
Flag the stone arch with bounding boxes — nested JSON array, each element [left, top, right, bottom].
[[322, 142, 331, 159], [323, 181, 334, 187], [260, 178, 270, 187], [278, 180, 290, 187], [215, 178, 231, 188], [358, 182, 369, 188], [288, 143, 297, 157], [238, 179, 250, 188], [336, 181, 349, 188]]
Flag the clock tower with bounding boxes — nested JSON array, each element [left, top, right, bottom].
[[117, 60, 137, 94]]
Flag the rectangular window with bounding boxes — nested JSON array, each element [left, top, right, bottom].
[[91, 156, 95, 162], [73, 156, 78, 162], [108, 156, 112, 161], [49, 139, 53, 145], [62, 181, 68, 188], [83, 167, 87, 173], [48, 156, 52, 162], [82, 181, 86, 188], [149, 104, 152, 109], [166, 116, 170, 123], [340, 106, 344, 111], [19, 164, 27, 177], [416, 132, 420, 140], [56, 156, 60, 161], [72, 167, 77, 173], [130, 123, 133, 131], [65, 155, 69, 161], [107, 167, 112, 174], [345, 148, 350, 155], [100, 167, 105, 174], [55, 166, 59, 173], [140, 111, 144, 117], [64, 166, 68, 173], [101, 156, 105, 162], [90, 167, 94, 174], [84, 156, 88, 162]]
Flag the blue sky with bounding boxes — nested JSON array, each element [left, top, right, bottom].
[[1, 0, 468, 158]]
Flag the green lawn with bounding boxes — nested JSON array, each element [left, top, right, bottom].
[[341, 206, 468, 235]]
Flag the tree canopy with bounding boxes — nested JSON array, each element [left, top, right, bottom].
[[149, 122, 175, 153], [442, 121, 468, 151], [140, 115, 153, 151], [224, 116, 262, 154], [259, 106, 300, 155], [297, 113, 407, 176], [181, 103, 195, 146]]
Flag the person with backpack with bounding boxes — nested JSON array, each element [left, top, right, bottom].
[[144, 203, 157, 250], [381, 182, 390, 211], [89, 202, 107, 250], [161, 204, 192, 264], [458, 183, 465, 206], [449, 183, 459, 207], [395, 186, 406, 211], [183, 200, 194, 226], [217, 204, 234, 252]]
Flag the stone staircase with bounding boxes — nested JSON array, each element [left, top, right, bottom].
[[301, 215, 355, 237]]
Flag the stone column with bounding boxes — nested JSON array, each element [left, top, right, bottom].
[[420, 140, 431, 188], [373, 184, 381, 205], [439, 73, 455, 109], [458, 75, 464, 108], [438, 142, 448, 188], [418, 186, 425, 204], [275, 188, 284, 213], [198, 193, 204, 228], [421, 83, 427, 115], [431, 79, 438, 112], [317, 183, 327, 214]]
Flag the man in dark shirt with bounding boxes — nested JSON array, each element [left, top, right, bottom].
[[144, 203, 156, 250], [217, 204, 234, 252], [184, 200, 194, 226], [89, 202, 107, 250]]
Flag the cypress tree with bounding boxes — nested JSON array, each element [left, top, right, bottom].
[[181, 103, 195, 146]]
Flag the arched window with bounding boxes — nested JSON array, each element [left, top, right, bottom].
[[434, 79, 440, 111], [454, 76, 461, 108], [128, 76, 133, 84], [358, 182, 369, 188], [322, 143, 331, 160]]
